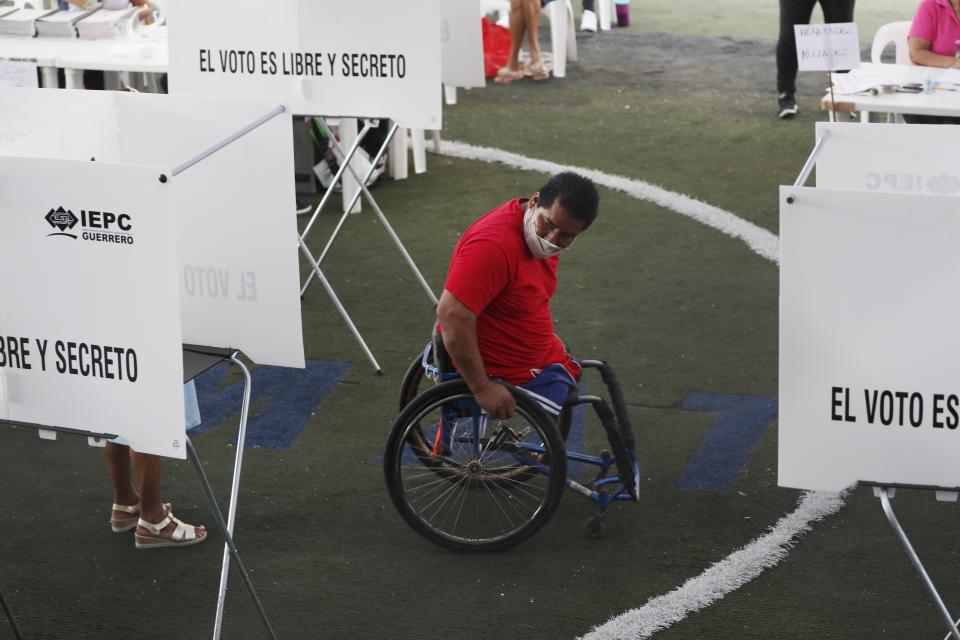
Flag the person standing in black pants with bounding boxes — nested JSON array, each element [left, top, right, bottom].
[[776, 0, 856, 119]]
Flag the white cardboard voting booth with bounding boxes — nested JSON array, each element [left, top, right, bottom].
[[779, 185, 960, 493], [167, 0, 442, 129], [442, 0, 485, 98], [781, 124, 960, 639], [166, 0, 441, 372], [0, 155, 184, 458], [815, 121, 960, 196], [0, 89, 305, 371], [0, 88, 303, 639]]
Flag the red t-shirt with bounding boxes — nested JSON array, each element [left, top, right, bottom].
[[442, 198, 580, 385]]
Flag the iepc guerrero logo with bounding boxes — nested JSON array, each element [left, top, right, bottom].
[[44, 207, 135, 245], [45, 206, 79, 239]]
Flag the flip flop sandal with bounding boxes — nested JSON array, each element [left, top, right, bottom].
[[494, 66, 525, 84], [135, 511, 206, 549], [110, 501, 171, 533]]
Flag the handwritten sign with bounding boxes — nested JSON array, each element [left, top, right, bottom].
[[0, 58, 38, 88], [794, 22, 860, 72]]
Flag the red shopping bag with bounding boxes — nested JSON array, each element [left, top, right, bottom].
[[482, 17, 511, 78]]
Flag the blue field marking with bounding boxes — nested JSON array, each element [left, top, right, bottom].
[[188, 359, 351, 450], [676, 393, 778, 492]]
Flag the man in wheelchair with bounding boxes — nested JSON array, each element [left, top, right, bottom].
[[435, 171, 597, 419], [385, 172, 638, 551]]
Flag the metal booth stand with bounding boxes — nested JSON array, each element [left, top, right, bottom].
[[792, 129, 960, 640], [1, 345, 274, 640], [1, 565, 23, 639], [867, 486, 960, 640], [183, 346, 273, 640], [161, 108, 294, 640], [298, 117, 438, 373]]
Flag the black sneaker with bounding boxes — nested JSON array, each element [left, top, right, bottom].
[[777, 92, 798, 119], [296, 199, 312, 215]]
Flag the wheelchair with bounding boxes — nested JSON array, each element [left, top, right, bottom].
[[383, 335, 640, 552]]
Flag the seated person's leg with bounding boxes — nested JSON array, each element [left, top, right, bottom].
[[520, 363, 578, 419]]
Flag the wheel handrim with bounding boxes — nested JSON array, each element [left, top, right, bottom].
[[393, 393, 556, 546]]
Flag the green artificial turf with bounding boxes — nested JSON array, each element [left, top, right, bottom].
[[1, 10, 956, 640]]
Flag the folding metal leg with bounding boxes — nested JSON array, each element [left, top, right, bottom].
[[211, 356, 254, 640], [875, 488, 960, 640], [298, 238, 382, 373], [0, 588, 24, 640], [297, 121, 383, 369], [307, 118, 437, 306], [186, 435, 277, 640]]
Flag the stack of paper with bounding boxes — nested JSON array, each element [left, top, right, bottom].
[[36, 8, 99, 38], [832, 72, 899, 96], [0, 8, 57, 37], [76, 7, 136, 40]]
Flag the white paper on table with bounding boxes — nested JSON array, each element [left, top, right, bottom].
[[831, 72, 898, 95], [935, 67, 960, 86], [0, 58, 39, 88]]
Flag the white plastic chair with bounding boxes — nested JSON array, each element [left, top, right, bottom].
[[596, 0, 614, 31], [542, 0, 577, 78], [871, 21, 912, 65], [865, 21, 911, 122], [388, 128, 428, 180]]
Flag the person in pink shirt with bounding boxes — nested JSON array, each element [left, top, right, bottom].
[[906, 0, 960, 123], [909, 0, 960, 64]]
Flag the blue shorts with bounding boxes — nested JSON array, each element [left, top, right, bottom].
[[109, 380, 201, 446], [442, 363, 577, 417], [519, 364, 577, 416]]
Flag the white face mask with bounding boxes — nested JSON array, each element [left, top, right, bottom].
[[523, 204, 564, 259]]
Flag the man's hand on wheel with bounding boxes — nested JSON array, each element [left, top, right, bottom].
[[474, 381, 516, 420]]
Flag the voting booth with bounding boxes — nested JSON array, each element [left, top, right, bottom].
[[441, 0, 485, 104], [780, 122, 960, 639], [167, 0, 442, 372], [0, 88, 304, 639], [0, 142, 184, 458]]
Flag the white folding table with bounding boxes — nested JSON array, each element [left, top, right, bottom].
[[822, 62, 960, 121]]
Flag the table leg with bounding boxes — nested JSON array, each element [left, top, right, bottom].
[[104, 72, 121, 91], [39, 66, 58, 88], [63, 69, 84, 90]]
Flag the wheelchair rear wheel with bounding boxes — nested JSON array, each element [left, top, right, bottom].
[[384, 379, 567, 552]]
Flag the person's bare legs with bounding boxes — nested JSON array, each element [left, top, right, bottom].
[[521, 0, 542, 65], [105, 442, 140, 519], [506, 0, 527, 71], [132, 451, 206, 542]]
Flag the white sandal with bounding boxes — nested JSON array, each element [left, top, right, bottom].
[[134, 511, 206, 549], [110, 501, 170, 533]]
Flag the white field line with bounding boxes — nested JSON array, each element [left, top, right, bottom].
[[577, 491, 847, 640], [434, 140, 849, 639], [435, 140, 781, 265]]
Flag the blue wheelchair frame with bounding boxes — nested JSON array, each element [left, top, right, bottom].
[[418, 344, 640, 520]]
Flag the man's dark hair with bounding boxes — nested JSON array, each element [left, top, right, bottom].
[[538, 172, 599, 229]]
